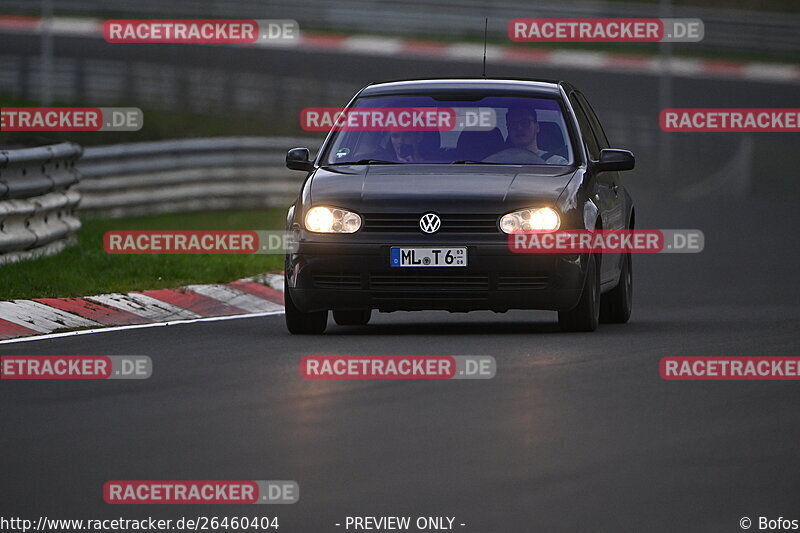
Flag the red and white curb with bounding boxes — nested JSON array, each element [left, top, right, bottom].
[[0, 273, 285, 343], [0, 15, 797, 84]]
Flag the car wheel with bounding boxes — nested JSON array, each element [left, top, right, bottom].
[[600, 252, 632, 324], [284, 278, 327, 334], [333, 309, 372, 326], [558, 253, 600, 332]]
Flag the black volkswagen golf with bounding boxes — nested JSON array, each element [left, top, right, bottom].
[[283, 79, 635, 334]]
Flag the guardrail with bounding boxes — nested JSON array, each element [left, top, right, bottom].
[[78, 137, 321, 218], [1, 137, 321, 264], [0, 142, 82, 265]]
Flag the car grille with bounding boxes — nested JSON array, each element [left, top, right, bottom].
[[369, 273, 489, 291], [496, 274, 549, 290], [312, 273, 548, 291], [362, 213, 498, 233], [313, 273, 361, 290]]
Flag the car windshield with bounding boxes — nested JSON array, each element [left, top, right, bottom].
[[320, 94, 575, 166]]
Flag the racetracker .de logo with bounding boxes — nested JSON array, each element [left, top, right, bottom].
[[103, 481, 299, 504], [0, 356, 151, 380], [103, 19, 299, 43], [1, 107, 142, 131], [301, 355, 496, 379], [103, 231, 297, 254], [660, 357, 800, 380], [660, 109, 800, 132], [508, 230, 704, 254], [509, 18, 703, 43], [300, 107, 496, 132]]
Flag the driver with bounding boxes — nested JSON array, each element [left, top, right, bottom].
[[388, 130, 426, 162], [484, 106, 569, 165]]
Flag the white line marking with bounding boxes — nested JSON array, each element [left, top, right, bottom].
[[0, 310, 285, 345], [343, 36, 404, 55], [445, 43, 489, 62], [549, 50, 610, 68], [743, 63, 799, 81], [253, 37, 300, 49], [50, 17, 101, 36], [663, 57, 703, 76]]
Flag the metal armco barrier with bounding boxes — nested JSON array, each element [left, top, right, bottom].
[[78, 137, 321, 217], [0, 142, 82, 265], [0, 137, 321, 264]]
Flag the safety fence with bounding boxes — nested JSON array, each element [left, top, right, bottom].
[[0, 136, 320, 264], [0, 141, 82, 265], [78, 137, 318, 217]]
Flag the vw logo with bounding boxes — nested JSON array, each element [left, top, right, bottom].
[[419, 213, 441, 234]]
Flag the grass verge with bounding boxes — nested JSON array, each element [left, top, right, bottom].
[[0, 209, 286, 300]]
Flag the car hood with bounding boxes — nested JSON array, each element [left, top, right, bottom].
[[309, 164, 577, 212]]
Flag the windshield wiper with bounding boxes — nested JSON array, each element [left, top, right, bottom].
[[326, 159, 397, 166], [450, 160, 505, 165]]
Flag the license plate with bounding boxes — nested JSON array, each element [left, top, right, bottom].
[[390, 247, 467, 267]]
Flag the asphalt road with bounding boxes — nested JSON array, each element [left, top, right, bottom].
[[1, 191, 799, 532]]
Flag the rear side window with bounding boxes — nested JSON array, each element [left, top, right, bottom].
[[569, 93, 600, 160]]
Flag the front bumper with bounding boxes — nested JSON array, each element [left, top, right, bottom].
[[286, 238, 588, 313]]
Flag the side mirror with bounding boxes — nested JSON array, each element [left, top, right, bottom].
[[595, 149, 635, 172], [286, 147, 314, 172]]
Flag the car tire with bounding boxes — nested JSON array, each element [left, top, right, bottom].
[[600, 252, 632, 324], [558, 253, 600, 332], [284, 278, 327, 334], [333, 309, 372, 326]]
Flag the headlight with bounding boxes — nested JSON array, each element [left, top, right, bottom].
[[500, 207, 560, 233], [305, 206, 362, 233]]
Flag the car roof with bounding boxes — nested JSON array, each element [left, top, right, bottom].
[[358, 78, 570, 98]]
